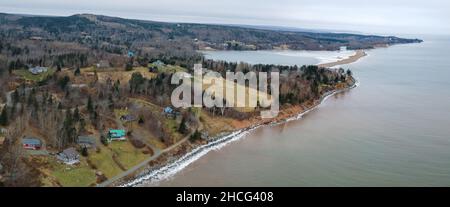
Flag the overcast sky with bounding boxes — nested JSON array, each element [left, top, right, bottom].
[[1, 0, 448, 35]]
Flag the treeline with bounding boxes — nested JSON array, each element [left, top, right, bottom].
[[6, 52, 89, 72], [202, 59, 353, 106]]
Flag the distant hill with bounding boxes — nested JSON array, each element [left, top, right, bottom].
[[0, 13, 422, 51], [0, 12, 423, 71]]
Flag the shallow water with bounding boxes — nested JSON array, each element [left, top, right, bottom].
[[148, 35, 450, 186]]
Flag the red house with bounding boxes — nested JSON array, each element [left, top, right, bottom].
[[22, 138, 42, 150]]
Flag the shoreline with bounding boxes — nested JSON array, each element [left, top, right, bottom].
[[317, 50, 367, 68], [118, 79, 359, 187], [110, 50, 367, 187]]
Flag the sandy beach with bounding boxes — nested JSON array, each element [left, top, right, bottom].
[[317, 50, 367, 68]]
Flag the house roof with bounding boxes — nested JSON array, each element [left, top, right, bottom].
[[109, 129, 126, 137], [164, 107, 173, 113], [77, 136, 95, 144], [60, 147, 79, 159], [120, 114, 136, 121], [22, 138, 41, 145]]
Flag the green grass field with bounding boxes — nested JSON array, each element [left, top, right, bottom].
[[109, 141, 148, 169], [88, 146, 123, 178], [50, 158, 96, 187], [13, 68, 56, 82], [149, 63, 188, 73]]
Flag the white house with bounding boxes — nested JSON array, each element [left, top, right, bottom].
[[29, 66, 48, 75], [57, 147, 80, 165]]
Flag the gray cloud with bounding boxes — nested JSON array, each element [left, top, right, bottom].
[[0, 0, 448, 35]]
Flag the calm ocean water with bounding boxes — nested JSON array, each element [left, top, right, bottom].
[[151, 35, 450, 186]]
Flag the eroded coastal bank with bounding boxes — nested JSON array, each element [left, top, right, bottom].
[[109, 50, 365, 187]]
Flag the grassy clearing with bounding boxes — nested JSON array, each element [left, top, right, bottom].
[[149, 63, 188, 73], [109, 141, 148, 169], [146, 137, 167, 149], [130, 98, 165, 122], [199, 112, 235, 137], [130, 98, 184, 144], [81, 66, 157, 84], [164, 118, 183, 142], [88, 146, 123, 178], [13, 68, 56, 82], [45, 157, 96, 187], [200, 75, 270, 113], [114, 108, 129, 118]]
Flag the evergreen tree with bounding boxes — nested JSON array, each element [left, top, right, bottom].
[[73, 107, 80, 122], [178, 117, 188, 134], [346, 69, 353, 77], [74, 67, 80, 76], [87, 96, 94, 114], [189, 129, 201, 142], [100, 134, 109, 146], [81, 146, 88, 157], [0, 105, 8, 126]]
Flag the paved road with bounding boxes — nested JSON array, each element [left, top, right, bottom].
[[97, 133, 188, 187], [98, 122, 203, 187]]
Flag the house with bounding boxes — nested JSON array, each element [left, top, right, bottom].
[[28, 66, 48, 75], [152, 60, 165, 67], [163, 106, 174, 118], [163, 106, 180, 119], [22, 138, 42, 150], [57, 147, 80, 165], [108, 129, 127, 141], [163, 106, 174, 114], [77, 135, 96, 148], [120, 114, 136, 122]]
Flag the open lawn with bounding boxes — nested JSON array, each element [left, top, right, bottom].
[[13, 68, 56, 82], [164, 118, 183, 142], [199, 111, 235, 137], [114, 108, 129, 118], [88, 146, 123, 178], [81, 66, 157, 84], [109, 141, 148, 169], [150, 63, 188, 73], [47, 158, 96, 187], [130, 98, 184, 143]]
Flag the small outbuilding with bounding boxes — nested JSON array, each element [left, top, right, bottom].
[[108, 129, 127, 141], [120, 114, 136, 122], [77, 135, 96, 148], [22, 138, 42, 150], [163, 107, 174, 114], [57, 147, 80, 165]]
